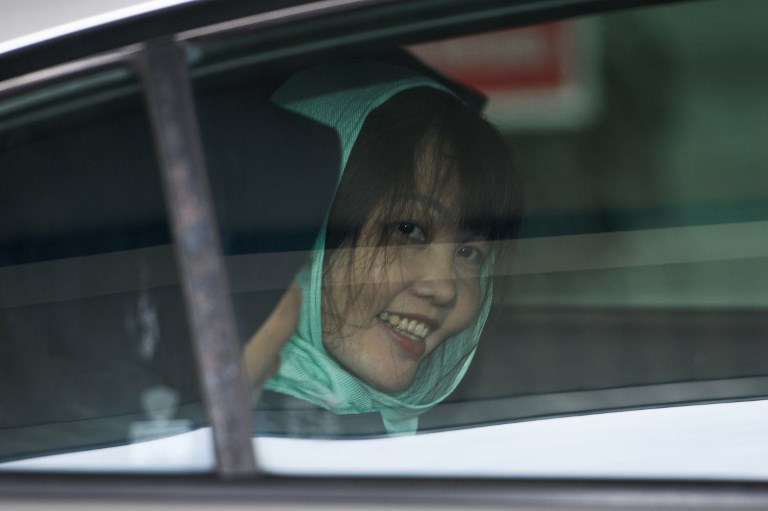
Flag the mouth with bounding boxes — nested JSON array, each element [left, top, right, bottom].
[[377, 311, 434, 343]]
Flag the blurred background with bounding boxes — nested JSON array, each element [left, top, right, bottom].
[[411, 0, 768, 408]]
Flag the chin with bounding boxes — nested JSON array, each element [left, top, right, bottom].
[[364, 372, 415, 394]]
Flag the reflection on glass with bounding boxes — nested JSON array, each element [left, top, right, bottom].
[[0, 70, 206, 471], [238, 0, 768, 480], [11, 0, 767, 480]]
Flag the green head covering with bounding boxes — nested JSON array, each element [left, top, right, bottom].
[[264, 60, 493, 435]]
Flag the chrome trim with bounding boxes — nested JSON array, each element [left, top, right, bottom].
[[0, 47, 138, 102], [177, 0, 394, 42], [175, 0, 631, 47]]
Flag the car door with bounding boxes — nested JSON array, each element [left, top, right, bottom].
[[2, 0, 768, 509]]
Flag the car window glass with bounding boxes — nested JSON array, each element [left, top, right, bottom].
[[0, 69, 210, 471], [2, 0, 767, 481], [198, 0, 768, 479], [419, 0, 768, 421]]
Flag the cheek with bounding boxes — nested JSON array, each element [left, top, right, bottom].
[[451, 276, 483, 331], [350, 245, 407, 305], [322, 246, 397, 335]]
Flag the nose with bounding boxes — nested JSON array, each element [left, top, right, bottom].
[[409, 245, 457, 307]]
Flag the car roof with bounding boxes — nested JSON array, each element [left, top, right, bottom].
[[0, 0, 198, 56]]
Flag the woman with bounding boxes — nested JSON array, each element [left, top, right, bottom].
[[246, 59, 522, 435]]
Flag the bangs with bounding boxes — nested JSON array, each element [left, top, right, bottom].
[[325, 87, 522, 252], [421, 121, 523, 244]]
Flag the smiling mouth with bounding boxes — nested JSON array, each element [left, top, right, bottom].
[[377, 312, 432, 342]]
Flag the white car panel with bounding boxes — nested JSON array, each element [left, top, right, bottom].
[[3, 400, 767, 480]]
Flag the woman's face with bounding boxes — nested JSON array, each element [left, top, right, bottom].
[[322, 170, 490, 394]]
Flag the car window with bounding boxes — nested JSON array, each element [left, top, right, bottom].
[[0, 67, 209, 469], [434, 0, 768, 416], [237, 0, 768, 478], [1, 0, 767, 482]]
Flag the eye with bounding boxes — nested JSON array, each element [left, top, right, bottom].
[[396, 222, 427, 243], [456, 244, 486, 265]]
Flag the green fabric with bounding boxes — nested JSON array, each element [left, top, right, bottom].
[[263, 60, 493, 435]]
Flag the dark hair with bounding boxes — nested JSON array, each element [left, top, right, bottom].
[[326, 87, 521, 250], [322, 87, 523, 331]]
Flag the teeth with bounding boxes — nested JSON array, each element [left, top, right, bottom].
[[377, 312, 432, 340]]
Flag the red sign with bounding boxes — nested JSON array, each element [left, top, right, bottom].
[[411, 23, 566, 91], [409, 21, 599, 129]]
